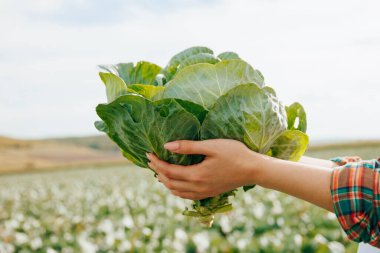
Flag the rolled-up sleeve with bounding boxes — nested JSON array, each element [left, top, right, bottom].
[[330, 157, 380, 248]]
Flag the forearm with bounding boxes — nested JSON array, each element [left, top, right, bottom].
[[299, 156, 336, 168], [251, 154, 334, 212]]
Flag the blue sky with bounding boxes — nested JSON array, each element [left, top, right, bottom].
[[0, 0, 379, 142]]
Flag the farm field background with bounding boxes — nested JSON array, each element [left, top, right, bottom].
[[1, 140, 380, 253], [2, 1, 380, 252]]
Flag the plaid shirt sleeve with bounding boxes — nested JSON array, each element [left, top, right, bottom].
[[330, 156, 380, 248]]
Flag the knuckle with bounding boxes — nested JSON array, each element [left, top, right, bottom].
[[152, 163, 160, 172], [171, 190, 180, 197], [156, 160, 165, 169], [163, 170, 172, 178], [199, 185, 209, 194], [191, 173, 205, 184], [158, 167, 168, 176], [165, 181, 174, 190], [188, 174, 198, 183]]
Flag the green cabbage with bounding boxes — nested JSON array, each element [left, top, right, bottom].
[[95, 46, 309, 227]]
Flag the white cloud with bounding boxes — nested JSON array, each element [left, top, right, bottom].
[[27, 0, 64, 13], [0, 0, 379, 141]]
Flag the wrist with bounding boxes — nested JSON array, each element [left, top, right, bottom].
[[242, 151, 270, 187]]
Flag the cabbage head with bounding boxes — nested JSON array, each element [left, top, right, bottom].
[[95, 46, 308, 227]]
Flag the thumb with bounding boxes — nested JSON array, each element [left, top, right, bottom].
[[164, 140, 216, 155]]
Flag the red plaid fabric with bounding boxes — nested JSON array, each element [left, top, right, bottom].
[[330, 156, 380, 248]]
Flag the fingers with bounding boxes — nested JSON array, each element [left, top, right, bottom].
[[147, 150, 214, 201], [155, 171, 214, 200], [155, 171, 206, 200], [147, 153, 195, 181], [171, 190, 205, 200], [164, 140, 217, 155], [156, 174, 197, 192]]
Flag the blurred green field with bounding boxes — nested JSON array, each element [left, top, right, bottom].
[[1, 141, 379, 253]]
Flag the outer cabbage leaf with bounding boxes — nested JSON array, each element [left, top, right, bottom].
[[173, 99, 208, 124], [160, 60, 265, 110], [286, 102, 307, 133], [217, 51, 240, 60], [178, 53, 220, 70], [201, 83, 287, 154], [256, 69, 265, 82], [269, 130, 309, 161], [167, 46, 213, 67], [95, 94, 203, 168], [127, 84, 164, 100], [94, 120, 108, 133], [99, 72, 127, 103], [199, 83, 287, 197], [161, 46, 214, 82], [99, 61, 162, 86]]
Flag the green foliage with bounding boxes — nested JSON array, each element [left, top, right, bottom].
[[217, 51, 241, 60], [96, 95, 203, 168], [270, 130, 309, 161], [160, 60, 264, 109], [99, 72, 127, 103], [161, 46, 215, 82], [95, 46, 309, 226], [99, 61, 162, 86], [286, 102, 307, 133], [178, 53, 220, 70], [201, 84, 287, 153], [127, 84, 164, 100]]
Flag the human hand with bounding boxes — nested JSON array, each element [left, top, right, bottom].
[[146, 139, 261, 200]]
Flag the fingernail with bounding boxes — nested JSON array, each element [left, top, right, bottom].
[[146, 153, 151, 161], [164, 142, 179, 151], [148, 162, 154, 169]]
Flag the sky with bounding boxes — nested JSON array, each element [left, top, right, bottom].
[[0, 0, 379, 142]]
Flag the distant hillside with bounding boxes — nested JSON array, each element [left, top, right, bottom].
[[1, 135, 379, 174], [46, 135, 119, 151], [0, 135, 126, 174], [0, 136, 32, 149], [306, 140, 380, 160]]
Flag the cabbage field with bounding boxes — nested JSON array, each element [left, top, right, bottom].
[[0, 163, 359, 253]]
